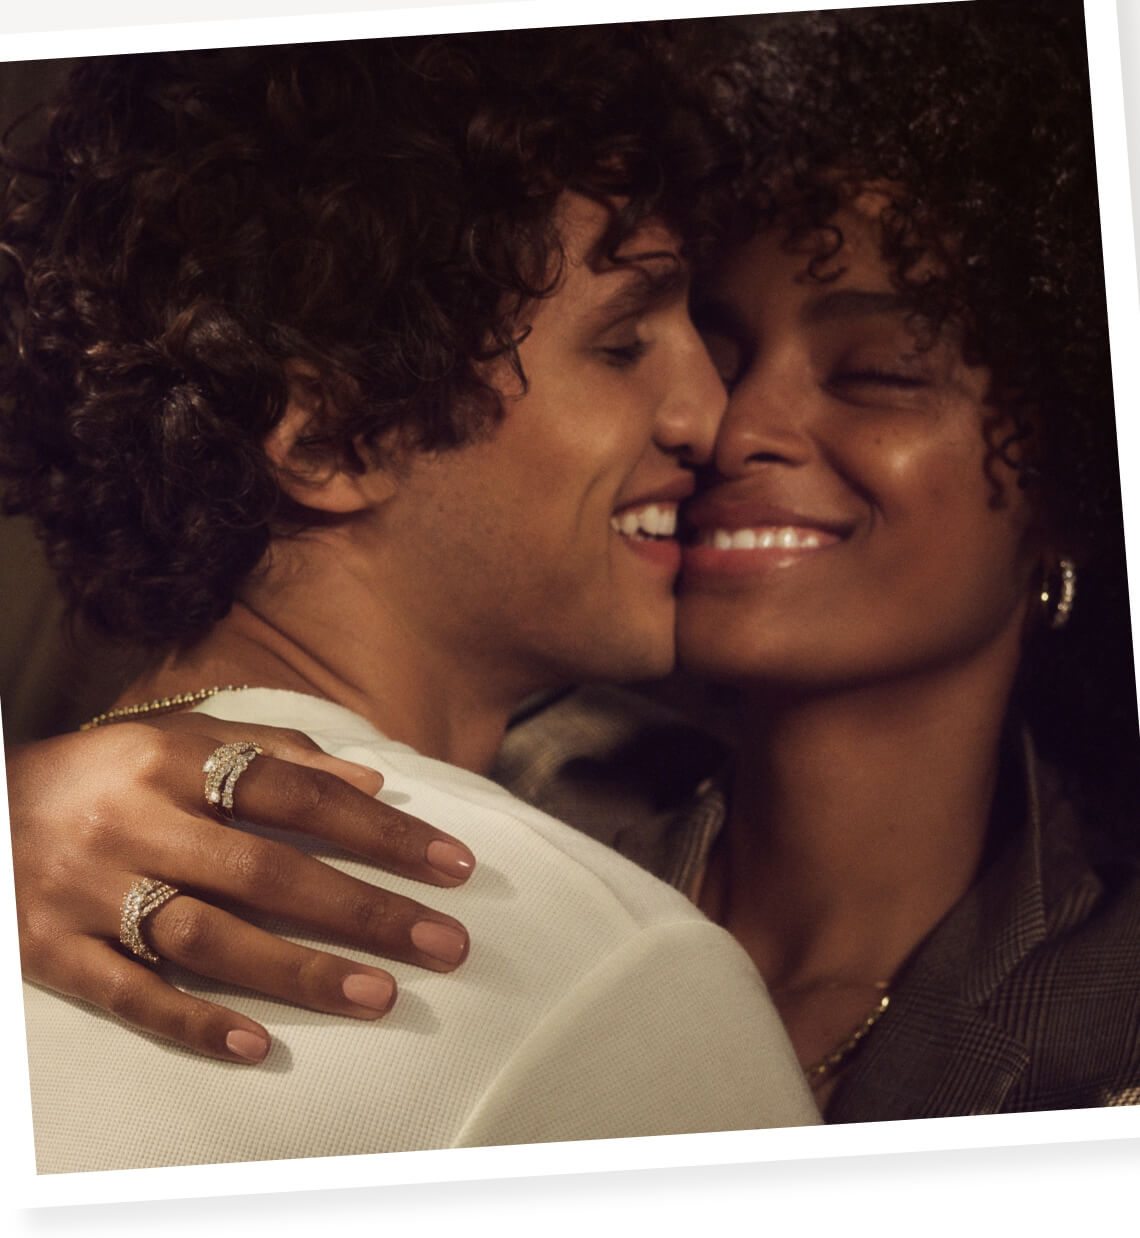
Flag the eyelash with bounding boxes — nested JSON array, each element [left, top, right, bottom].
[[828, 367, 928, 390], [599, 339, 650, 368]]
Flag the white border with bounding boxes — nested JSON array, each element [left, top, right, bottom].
[[1, 0, 1138, 1229], [0, 0, 952, 60]]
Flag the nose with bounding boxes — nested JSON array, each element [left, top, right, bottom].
[[653, 328, 727, 468], [712, 356, 814, 478]]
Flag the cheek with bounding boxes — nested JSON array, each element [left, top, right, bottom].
[[855, 418, 987, 528], [498, 375, 644, 486]]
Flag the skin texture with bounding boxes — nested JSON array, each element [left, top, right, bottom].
[[10, 712, 476, 1062], [321, 198, 724, 731], [165, 195, 724, 775], [680, 205, 1043, 1109], [681, 200, 1038, 688]]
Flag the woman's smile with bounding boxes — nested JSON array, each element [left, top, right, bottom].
[[674, 199, 1037, 689]]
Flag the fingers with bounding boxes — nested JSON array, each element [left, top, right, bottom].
[[149, 816, 470, 972], [150, 712, 386, 798], [13, 716, 473, 1061], [142, 719, 477, 888], [50, 939, 275, 1064], [228, 754, 475, 886], [144, 895, 400, 1019]]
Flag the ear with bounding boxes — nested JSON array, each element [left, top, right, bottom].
[[264, 361, 397, 514]]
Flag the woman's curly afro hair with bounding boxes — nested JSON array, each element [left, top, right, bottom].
[[0, 23, 752, 650], [738, 0, 1138, 848]]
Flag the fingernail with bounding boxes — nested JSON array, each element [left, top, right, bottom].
[[411, 920, 469, 965], [226, 1029, 270, 1062], [342, 972, 397, 1013], [341, 761, 385, 792], [426, 839, 476, 880]]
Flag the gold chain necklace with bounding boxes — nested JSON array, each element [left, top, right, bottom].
[[80, 684, 251, 730], [803, 989, 892, 1088], [699, 848, 894, 1089]]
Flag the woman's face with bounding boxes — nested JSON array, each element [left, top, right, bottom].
[[676, 199, 1040, 691]]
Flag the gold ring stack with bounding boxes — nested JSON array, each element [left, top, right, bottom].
[[120, 877, 179, 964], [203, 740, 263, 817]]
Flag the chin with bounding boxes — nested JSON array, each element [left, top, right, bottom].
[[674, 629, 820, 689]]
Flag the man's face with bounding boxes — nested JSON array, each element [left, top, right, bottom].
[[372, 194, 726, 702]]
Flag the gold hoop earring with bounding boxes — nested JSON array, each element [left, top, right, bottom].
[[1039, 557, 1077, 630]]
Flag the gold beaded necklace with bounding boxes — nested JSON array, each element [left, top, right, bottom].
[[802, 987, 892, 1089], [696, 842, 893, 1088], [80, 684, 251, 730]]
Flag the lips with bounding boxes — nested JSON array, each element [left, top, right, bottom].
[[680, 500, 853, 582]]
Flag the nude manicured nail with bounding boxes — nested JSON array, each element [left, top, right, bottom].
[[337, 761, 384, 792], [410, 920, 469, 965], [425, 839, 476, 880], [342, 972, 397, 1013], [226, 1029, 270, 1062]]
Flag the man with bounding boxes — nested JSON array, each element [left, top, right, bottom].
[[3, 31, 816, 1170]]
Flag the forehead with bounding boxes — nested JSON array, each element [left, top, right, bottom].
[[726, 201, 888, 292], [537, 193, 687, 324], [706, 192, 951, 336]]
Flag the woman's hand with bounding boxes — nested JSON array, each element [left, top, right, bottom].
[[6, 713, 475, 1063]]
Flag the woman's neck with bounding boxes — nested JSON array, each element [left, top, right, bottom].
[[707, 631, 1023, 993]]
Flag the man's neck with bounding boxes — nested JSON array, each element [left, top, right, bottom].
[[125, 532, 535, 774]]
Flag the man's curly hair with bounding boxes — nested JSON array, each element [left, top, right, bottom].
[[738, 0, 1138, 846], [0, 23, 751, 649]]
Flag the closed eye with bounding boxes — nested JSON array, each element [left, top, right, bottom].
[[829, 368, 930, 389], [598, 339, 651, 368]]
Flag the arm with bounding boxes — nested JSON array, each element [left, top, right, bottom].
[[6, 712, 474, 1064]]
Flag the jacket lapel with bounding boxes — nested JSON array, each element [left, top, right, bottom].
[[828, 733, 1057, 1120]]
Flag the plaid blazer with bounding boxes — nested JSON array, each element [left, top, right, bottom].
[[495, 686, 1140, 1121]]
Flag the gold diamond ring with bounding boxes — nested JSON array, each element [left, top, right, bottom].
[[119, 877, 179, 964], [202, 741, 263, 818]]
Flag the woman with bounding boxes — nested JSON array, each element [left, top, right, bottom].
[[497, 0, 1140, 1118], [690, 0, 1140, 1115], [5, 0, 1139, 1119]]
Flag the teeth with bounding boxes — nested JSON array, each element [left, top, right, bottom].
[[610, 503, 678, 540], [699, 525, 831, 551]]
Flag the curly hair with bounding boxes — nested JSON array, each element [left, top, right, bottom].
[[0, 23, 752, 649], [734, 0, 1138, 847]]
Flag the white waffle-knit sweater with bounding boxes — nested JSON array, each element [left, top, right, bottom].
[[23, 689, 818, 1172]]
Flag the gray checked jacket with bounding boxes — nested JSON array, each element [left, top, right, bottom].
[[495, 685, 1140, 1120]]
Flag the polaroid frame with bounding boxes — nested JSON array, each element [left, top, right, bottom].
[[0, 0, 1137, 1223]]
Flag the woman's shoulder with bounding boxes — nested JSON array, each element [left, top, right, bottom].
[[990, 803, 1140, 1110]]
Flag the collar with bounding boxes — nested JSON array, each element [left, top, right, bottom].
[[494, 684, 731, 895], [826, 729, 1103, 1120], [500, 689, 1105, 1118]]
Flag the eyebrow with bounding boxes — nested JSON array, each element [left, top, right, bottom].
[[586, 260, 688, 329]]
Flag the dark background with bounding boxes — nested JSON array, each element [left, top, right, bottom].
[[0, 58, 130, 744]]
